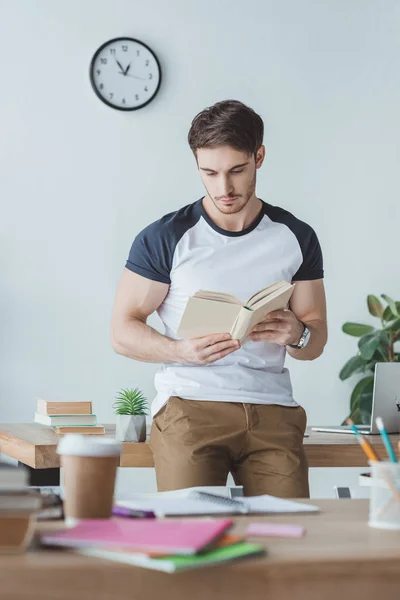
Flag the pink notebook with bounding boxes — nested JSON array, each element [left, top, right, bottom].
[[41, 518, 232, 555]]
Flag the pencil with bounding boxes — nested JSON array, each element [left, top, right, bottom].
[[375, 417, 398, 463], [346, 420, 400, 512], [346, 418, 380, 462]]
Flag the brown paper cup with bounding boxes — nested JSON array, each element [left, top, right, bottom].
[[57, 435, 121, 525]]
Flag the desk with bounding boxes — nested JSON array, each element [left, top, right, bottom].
[[1, 500, 400, 600], [0, 423, 398, 485]]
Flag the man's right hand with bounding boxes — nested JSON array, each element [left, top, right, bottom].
[[174, 333, 240, 365]]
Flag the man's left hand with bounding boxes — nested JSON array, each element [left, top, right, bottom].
[[248, 310, 304, 346]]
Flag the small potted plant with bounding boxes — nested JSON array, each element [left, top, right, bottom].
[[113, 388, 148, 442]]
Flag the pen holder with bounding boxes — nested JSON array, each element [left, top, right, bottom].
[[368, 460, 400, 530]]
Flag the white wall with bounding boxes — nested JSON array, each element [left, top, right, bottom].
[[1, 0, 399, 497]]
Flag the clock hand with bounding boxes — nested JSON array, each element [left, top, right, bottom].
[[124, 63, 131, 76], [122, 72, 147, 81], [114, 58, 126, 74]]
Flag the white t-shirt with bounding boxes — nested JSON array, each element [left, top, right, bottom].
[[126, 198, 324, 417]]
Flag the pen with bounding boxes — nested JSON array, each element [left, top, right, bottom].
[[112, 506, 155, 519], [346, 419, 379, 462], [375, 417, 397, 463]]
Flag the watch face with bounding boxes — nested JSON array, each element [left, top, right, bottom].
[[89, 37, 161, 111], [302, 326, 311, 347]]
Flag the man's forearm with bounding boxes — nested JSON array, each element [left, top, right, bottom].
[[286, 319, 327, 361], [112, 318, 179, 363]]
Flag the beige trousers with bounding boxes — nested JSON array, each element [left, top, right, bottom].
[[150, 396, 309, 497]]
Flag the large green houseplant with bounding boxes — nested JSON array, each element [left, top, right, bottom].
[[340, 294, 400, 425]]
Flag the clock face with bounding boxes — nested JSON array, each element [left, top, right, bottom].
[[89, 37, 161, 111]]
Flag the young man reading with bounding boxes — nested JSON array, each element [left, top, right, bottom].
[[111, 100, 327, 497]]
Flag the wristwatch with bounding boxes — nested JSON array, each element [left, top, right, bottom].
[[288, 322, 310, 349]]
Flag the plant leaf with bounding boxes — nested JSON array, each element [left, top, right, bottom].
[[350, 376, 374, 414], [381, 294, 400, 318], [113, 387, 149, 415], [339, 355, 369, 380], [367, 295, 384, 318], [386, 318, 400, 334], [382, 305, 396, 323], [359, 379, 374, 424], [342, 323, 375, 337], [379, 329, 391, 346], [342, 407, 362, 425], [358, 332, 381, 360]]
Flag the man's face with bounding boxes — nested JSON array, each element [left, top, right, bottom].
[[196, 145, 265, 215]]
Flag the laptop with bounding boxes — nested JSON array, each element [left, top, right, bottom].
[[312, 362, 400, 435]]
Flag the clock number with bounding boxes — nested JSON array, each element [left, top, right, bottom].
[[122, 45, 128, 52], [109, 93, 114, 99], [144, 86, 148, 92], [145, 60, 149, 67], [96, 69, 101, 75], [100, 58, 107, 64], [110, 48, 116, 55], [135, 94, 139, 101], [99, 84, 104, 90], [148, 73, 153, 79], [122, 98, 126, 105], [137, 50, 140, 56]]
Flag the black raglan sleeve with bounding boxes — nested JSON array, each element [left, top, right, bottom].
[[125, 221, 172, 285], [292, 225, 324, 281]]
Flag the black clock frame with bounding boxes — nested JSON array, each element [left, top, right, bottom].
[[89, 37, 162, 111]]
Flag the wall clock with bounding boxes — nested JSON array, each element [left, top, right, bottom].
[[89, 37, 162, 111]]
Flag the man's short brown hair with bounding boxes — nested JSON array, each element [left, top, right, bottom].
[[188, 99, 264, 156]]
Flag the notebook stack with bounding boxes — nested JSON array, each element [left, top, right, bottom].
[[0, 462, 41, 553], [40, 518, 265, 573], [34, 399, 105, 435]]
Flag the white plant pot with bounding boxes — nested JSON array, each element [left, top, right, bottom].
[[115, 415, 146, 442]]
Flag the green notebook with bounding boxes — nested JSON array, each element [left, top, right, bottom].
[[80, 542, 265, 573]]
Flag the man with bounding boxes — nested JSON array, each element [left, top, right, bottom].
[[111, 100, 327, 497]]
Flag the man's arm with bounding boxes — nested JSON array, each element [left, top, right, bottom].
[[248, 279, 327, 361], [111, 269, 175, 363], [286, 279, 327, 361], [111, 269, 240, 364]]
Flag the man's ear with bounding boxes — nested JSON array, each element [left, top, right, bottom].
[[255, 145, 266, 169]]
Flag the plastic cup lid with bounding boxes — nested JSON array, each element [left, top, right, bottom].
[[57, 434, 121, 457]]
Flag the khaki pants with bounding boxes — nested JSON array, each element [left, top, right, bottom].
[[150, 396, 309, 498]]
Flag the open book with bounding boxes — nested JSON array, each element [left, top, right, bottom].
[[177, 280, 295, 343], [116, 488, 319, 517]]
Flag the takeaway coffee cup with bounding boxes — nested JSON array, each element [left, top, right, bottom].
[[57, 435, 121, 525]]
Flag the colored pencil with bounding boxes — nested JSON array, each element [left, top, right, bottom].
[[346, 419, 379, 462], [375, 417, 397, 463]]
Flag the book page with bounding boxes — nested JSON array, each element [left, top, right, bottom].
[[247, 495, 319, 513], [231, 306, 254, 341], [246, 281, 289, 308], [117, 493, 319, 516], [177, 297, 242, 339], [239, 286, 295, 343], [250, 283, 294, 312], [194, 291, 242, 305]]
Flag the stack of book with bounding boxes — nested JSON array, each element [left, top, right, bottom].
[[0, 462, 42, 552], [40, 518, 265, 572], [34, 399, 105, 435]]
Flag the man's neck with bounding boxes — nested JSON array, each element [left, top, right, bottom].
[[202, 195, 263, 232]]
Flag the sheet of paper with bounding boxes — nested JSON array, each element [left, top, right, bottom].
[[246, 523, 305, 538]]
